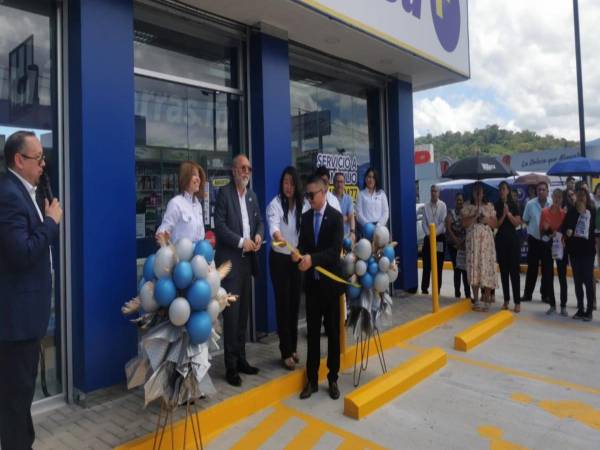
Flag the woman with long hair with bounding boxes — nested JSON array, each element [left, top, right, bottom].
[[462, 182, 498, 311], [156, 160, 206, 243], [356, 168, 389, 233], [446, 193, 470, 299], [494, 181, 522, 312], [266, 166, 303, 369], [562, 186, 596, 321]]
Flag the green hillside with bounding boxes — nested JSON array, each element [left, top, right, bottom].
[[415, 125, 577, 160]]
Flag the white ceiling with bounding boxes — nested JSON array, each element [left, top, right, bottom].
[[181, 0, 468, 91]]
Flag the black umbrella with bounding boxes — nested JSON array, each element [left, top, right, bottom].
[[444, 155, 514, 180]]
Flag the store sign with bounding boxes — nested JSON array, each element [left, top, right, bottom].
[[506, 148, 578, 172], [316, 153, 358, 185], [295, 0, 469, 75]]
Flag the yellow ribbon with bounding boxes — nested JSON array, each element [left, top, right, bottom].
[[272, 241, 361, 289]]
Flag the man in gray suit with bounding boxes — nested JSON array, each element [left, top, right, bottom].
[[214, 154, 264, 386]]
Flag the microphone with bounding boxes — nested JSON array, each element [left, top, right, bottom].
[[40, 170, 54, 201]]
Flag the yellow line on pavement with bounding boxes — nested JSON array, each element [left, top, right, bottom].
[[276, 403, 389, 450], [283, 422, 326, 449], [230, 406, 294, 450], [398, 343, 600, 396]]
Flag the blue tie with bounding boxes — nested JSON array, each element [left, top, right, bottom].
[[314, 211, 322, 245]]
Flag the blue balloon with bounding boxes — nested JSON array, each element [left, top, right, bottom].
[[194, 240, 214, 264], [368, 256, 376, 266], [343, 238, 353, 251], [363, 223, 376, 240], [173, 261, 193, 289], [155, 277, 176, 307], [186, 311, 212, 344], [368, 261, 379, 276], [143, 254, 156, 281], [383, 245, 395, 262], [360, 273, 373, 289], [346, 284, 361, 299], [187, 279, 212, 311]]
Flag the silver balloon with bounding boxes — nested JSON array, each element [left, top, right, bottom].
[[154, 246, 176, 278], [175, 238, 195, 262], [191, 255, 209, 279], [378, 256, 391, 273], [168, 297, 191, 326], [374, 272, 390, 293], [207, 270, 221, 298], [355, 239, 372, 261], [355, 260, 367, 277], [388, 266, 399, 283], [207, 300, 220, 322], [217, 287, 228, 312], [374, 226, 390, 247], [343, 253, 356, 264], [140, 281, 159, 312]]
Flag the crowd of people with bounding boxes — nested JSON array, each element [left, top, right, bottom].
[[421, 177, 597, 321]]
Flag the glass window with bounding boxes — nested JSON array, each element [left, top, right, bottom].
[[134, 75, 244, 257], [290, 66, 380, 192], [0, 0, 62, 401]]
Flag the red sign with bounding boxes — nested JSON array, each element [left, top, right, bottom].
[[415, 150, 432, 164]]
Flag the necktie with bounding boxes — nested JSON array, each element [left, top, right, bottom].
[[314, 211, 322, 245]]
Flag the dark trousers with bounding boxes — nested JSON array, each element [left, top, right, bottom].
[[448, 245, 470, 298], [269, 250, 301, 360], [570, 252, 595, 313], [222, 257, 252, 372], [523, 236, 553, 301], [550, 256, 569, 308], [496, 235, 521, 305], [421, 234, 445, 294], [305, 282, 340, 386], [0, 339, 40, 450]]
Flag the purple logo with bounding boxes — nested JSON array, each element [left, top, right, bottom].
[[431, 0, 461, 52]]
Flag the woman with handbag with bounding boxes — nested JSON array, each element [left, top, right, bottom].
[[445, 193, 470, 299], [494, 181, 522, 313]]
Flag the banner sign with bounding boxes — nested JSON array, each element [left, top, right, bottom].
[[295, 0, 470, 76]]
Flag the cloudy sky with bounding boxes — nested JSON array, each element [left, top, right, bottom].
[[414, 0, 599, 142]]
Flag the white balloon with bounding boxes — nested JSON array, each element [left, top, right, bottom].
[[175, 238, 195, 262], [191, 255, 209, 279], [154, 246, 176, 278], [139, 281, 159, 312], [355, 260, 367, 276], [168, 297, 191, 326], [355, 239, 372, 261], [388, 266, 399, 283], [207, 271, 221, 298], [210, 261, 217, 271], [207, 300, 220, 322], [374, 272, 390, 293], [374, 226, 390, 247], [343, 253, 356, 264], [378, 256, 391, 273]]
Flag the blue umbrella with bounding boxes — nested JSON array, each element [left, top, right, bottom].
[[547, 157, 600, 176]]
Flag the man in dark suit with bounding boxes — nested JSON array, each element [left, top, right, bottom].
[[0, 131, 62, 450], [214, 154, 264, 387], [294, 175, 344, 400]]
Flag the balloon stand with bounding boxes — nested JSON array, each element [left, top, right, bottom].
[[352, 325, 387, 387], [152, 400, 204, 450]]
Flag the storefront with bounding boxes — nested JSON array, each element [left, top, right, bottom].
[[0, 0, 469, 404]]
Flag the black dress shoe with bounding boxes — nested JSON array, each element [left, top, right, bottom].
[[300, 383, 318, 399], [328, 381, 340, 400], [238, 361, 260, 375], [226, 370, 242, 387]]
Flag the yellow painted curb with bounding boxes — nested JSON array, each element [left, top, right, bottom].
[[116, 300, 471, 450], [454, 310, 514, 352], [344, 348, 447, 420]]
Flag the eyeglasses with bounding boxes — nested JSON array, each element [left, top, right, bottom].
[[304, 190, 322, 200], [238, 165, 252, 173], [20, 153, 45, 165]]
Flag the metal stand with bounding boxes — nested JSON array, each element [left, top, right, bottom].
[[152, 400, 204, 450], [352, 325, 387, 387]]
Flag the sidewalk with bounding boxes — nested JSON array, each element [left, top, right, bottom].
[[32, 293, 457, 449]]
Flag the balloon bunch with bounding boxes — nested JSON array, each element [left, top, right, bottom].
[[121, 237, 237, 408], [341, 223, 398, 336]]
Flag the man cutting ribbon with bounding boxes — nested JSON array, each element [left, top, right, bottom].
[[292, 175, 344, 401]]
